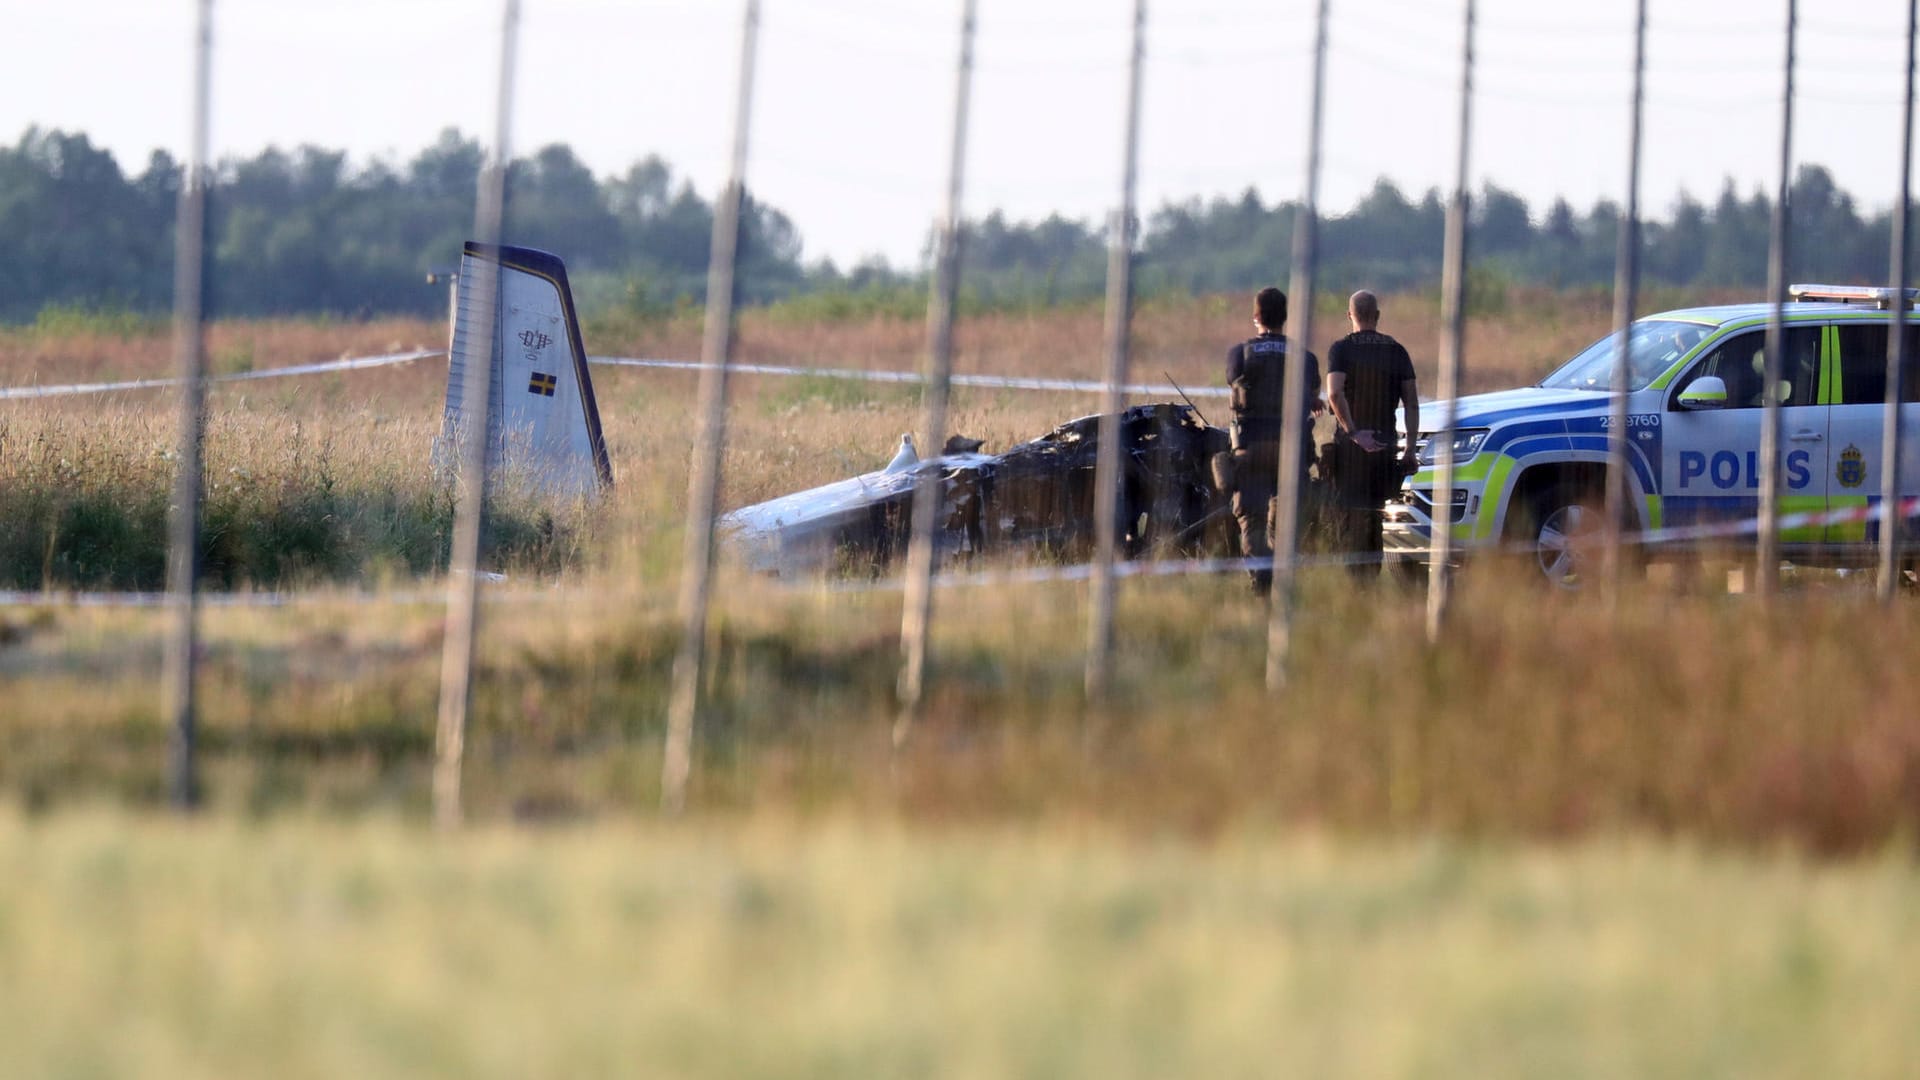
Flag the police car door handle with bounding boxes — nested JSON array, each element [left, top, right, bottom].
[[1789, 429, 1825, 442]]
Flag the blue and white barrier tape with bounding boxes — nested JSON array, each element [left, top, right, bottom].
[[0, 350, 441, 400], [1626, 494, 1920, 546], [4, 351, 1223, 401], [585, 356, 1229, 398]]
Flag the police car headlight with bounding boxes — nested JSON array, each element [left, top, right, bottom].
[[1416, 428, 1489, 467]]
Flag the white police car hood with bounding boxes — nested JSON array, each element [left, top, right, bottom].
[[1408, 386, 1612, 437]]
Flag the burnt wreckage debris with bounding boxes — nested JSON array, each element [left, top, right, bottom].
[[722, 403, 1240, 576]]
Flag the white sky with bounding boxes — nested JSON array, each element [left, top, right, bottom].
[[10, 0, 1920, 267]]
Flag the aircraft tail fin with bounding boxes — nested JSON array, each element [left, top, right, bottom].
[[438, 243, 613, 496]]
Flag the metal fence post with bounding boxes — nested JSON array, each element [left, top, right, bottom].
[[663, 0, 762, 815], [1266, 0, 1330, 691], [1085, 0, 1147, 701], [1426, 0, 1475, 643], [162, 0, 215, 812], [896, 0, 979, 743], [1756, 0, 1797, 600], [1881, 0, 1917, 604], [433, 0, 519, 829], [1603, 0, 1648, 600]]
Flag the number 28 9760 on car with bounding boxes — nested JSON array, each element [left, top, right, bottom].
[[1382, 284, 1920, 587]]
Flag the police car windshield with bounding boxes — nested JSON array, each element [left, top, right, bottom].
[[1539, 320, 1709, 391]]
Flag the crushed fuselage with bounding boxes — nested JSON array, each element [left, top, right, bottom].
[[721, 403, 1235, 576]]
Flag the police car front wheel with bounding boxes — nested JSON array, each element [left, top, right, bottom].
[[1510, 487, 1619, 590]]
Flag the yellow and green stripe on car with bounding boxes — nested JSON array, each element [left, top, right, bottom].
[[1821, 324, 1873, 542], [1406, 451, 1515, 544]]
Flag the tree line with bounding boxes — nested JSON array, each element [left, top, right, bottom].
[[2, 124, 1913, 325]]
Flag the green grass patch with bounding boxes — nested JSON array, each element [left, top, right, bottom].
[[762, 372, 920, 414], [28, 302, 166, 339], [0, 407, 595, 591]]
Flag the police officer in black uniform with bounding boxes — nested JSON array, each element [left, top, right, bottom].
[[1324, 290, 1419, 580], [1225, 286, 1320, 594]]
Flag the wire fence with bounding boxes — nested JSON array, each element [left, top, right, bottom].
[[7, 0, 1919, 822]]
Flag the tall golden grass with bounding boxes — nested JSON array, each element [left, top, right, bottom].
[[3, 284, 1673, 391], [594, 286, 1616, 394], [4, 567, 1918, 852], [2, 289, 1917, 852], [0, 286, 1627, 590], [0, 394, 589, 590]]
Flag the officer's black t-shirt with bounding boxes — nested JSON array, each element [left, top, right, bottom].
[[1224, 333, 1319, 447], [1326, 330, 1415, 439]]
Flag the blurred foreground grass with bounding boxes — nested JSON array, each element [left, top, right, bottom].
[[1, 812, 1915, 1079]]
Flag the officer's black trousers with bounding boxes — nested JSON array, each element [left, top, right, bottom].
[[1322, 438, 1395, 582], [1229, 443, 1308, 594], [1329, 504, 1385, 581], [1232, 477, 1277, 593]]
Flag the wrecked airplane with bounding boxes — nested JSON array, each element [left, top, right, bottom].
[[721, 402, 1238, 576]]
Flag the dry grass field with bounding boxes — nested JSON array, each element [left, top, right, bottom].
[[3, 288, 1918, 1076], [0, 287, 1628, 591], [2, 287, 1916, 846]]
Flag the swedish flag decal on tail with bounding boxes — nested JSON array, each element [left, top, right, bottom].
[[437, 243, 613, 496]]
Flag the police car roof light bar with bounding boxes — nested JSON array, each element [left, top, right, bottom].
[[1788, 283, 1920, 309]]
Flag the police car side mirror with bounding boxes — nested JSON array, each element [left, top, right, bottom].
[[1677, 376, 1728, 411]]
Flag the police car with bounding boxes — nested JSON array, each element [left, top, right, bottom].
[[1382, 284, 1920, 586]]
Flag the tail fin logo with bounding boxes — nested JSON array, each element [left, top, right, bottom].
[[438, 242, 614, 496]]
